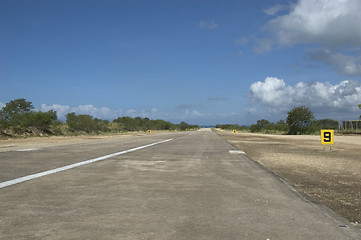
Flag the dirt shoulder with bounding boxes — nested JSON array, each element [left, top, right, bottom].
[[0, 131, 169, 152], [217, 130, 361, 225]]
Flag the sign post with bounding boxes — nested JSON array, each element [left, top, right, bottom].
[[321, 129, 334, 151]]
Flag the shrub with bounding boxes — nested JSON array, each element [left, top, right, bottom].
[[286, 106, 315, 135], [66, 112, 101, 133]]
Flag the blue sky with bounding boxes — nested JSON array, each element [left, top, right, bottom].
[[1, 0, 361, 125]]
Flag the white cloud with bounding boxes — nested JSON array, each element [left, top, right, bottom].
[[198, 20, 218, 29], [249, 77, 361, 120], [256, 0, 361, 76], [191, 110, 203, 117], [265, 0, 361, 48], [0, 102, 5, 109], [125, 109, 137, 117], [72, 105, 116, 119], [40, 104, 70, 118], [250, 77, 293, 109]]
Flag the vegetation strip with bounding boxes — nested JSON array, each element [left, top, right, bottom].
[[0, 98, 199, 137], [0, 138, 172, 189]]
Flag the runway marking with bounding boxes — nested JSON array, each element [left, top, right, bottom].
[[0, 138, 173, 189], [16, 148, 40, 152], [229, 150, 246, 154]]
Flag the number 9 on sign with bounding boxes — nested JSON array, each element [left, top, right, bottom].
[[321, 130, 334, 145]]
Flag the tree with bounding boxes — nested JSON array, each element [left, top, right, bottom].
[[250, 119, 272, 132], [286, 106, 315, 135], [359, 104, 361, 119], [0, 98, 34, 122], [30, 110, 58, 132], [178, 121, 189, 131], [0, 98, 35, 132], [275, 120, 289, 132], [0, 98, 58, 134], [66, 112, 97, 133]]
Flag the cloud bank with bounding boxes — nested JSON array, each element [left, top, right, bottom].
[[264, 0, 361, 48], [249, 77, 361, 120], [255, 0, 361, 76]]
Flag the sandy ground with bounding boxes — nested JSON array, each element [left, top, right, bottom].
[[0, 132, 157, 153], [217, 130, 361, 225]]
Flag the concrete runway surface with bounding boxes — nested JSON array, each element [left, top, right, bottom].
[[0, 129, 360, 239]]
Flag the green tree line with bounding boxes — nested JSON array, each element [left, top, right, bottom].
[[0, 98, 199, 137], [217, 106, 339, 135], [112, 117, 198, 132]]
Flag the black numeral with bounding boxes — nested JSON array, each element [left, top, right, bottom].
[[324, 132, 331, 142]]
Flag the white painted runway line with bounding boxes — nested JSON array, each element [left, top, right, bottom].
[[0, 138, 173, 189], [16, 148, 40, 152], [229, 150, 246, 154]]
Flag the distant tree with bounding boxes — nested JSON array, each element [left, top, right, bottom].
[[0, 98, 34, 122], [113, 116, 138, 131], [0, 99, 58, 134], [112, 116, 197, 132], [28, 110, 58, 132], [359, 104, 361, 119], [286, 106, 315, 135], [250, 119, 272, 132], [274, 120, 289, 132], [178, 121, 189, 131], [0, 98, 34, 132], [66, 113, 99, 133]]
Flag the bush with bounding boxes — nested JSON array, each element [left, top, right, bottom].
[[274, 120, 289, 132], [66, 112, 103, 133], [250, 119, 273, 133], [286, 106, 315, 135], [29, 110, 58, 132]]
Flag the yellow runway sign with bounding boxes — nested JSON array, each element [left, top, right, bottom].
[[321, 130, 334, 145]]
